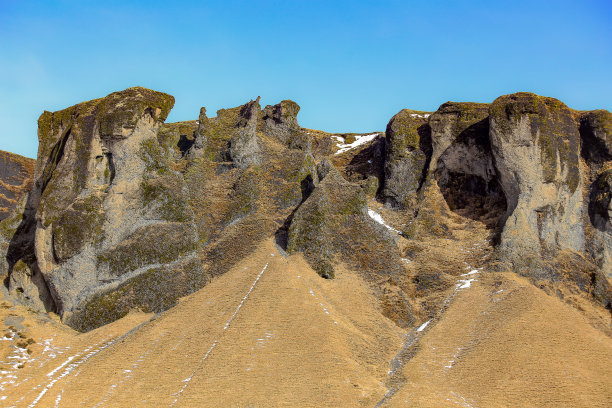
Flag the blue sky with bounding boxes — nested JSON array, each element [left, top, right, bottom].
[[1, 0, 611, 158]]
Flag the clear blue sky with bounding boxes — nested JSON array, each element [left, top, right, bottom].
[[1, 0, 611, 158]]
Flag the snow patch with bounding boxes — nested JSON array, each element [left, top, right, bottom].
[[416, 320, 431, 332], [368, 209, 401, 234], [457, 278, 477, 289], [334, 133, 378, 155]]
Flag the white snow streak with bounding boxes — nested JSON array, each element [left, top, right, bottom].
[[170, 262, 269, 406], [308, 287, 338, 324], [416, 320, 431, 332], [28, 337, 117, 407], [367, 209, 401, 234]]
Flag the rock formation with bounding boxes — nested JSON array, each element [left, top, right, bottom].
[[0, 150, 34, 220], [489, 93, 584, 275], [3, 88, 202, 331], [0, 88, 610, 333], [382, 109, 432, 209]]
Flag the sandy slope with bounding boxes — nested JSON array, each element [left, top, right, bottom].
[[1, 240, 403, 407], [385, 271, 612, 408], [1, 239, 611, 407]]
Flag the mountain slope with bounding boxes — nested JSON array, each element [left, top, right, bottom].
[[1, 239, 610, 407]]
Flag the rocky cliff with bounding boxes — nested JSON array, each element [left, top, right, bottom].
[[0, 88, 610, 333], [0, 150, 34, 220]]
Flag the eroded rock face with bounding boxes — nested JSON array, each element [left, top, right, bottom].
[[429, 102, 506, 226], [579, 109, 612, 164], [394, 102, 507, 239], [176, 97, 317, 281], [261, 100, 311, 150], [287, 160, 402, 279], [586, 168, 612, 278], [5, 87, 204, 331], [489, 93, 584, 275], [0, 151, 34, 221], [578, 109, 612, 276], [2, 88, 610, 333], [382, 110, 432, 209]]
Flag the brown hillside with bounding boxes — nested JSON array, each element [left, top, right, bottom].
[[0, 239, 610, 407]]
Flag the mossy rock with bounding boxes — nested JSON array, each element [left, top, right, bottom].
[[141, 173, 192, 223], [430, 102, 489, 139], [158, 120, 199, 160], [0, 209, 23, 241], [96, 87, 174, 139], [288, 163, 402, 279], [96, 223, 197, 277], [386, 109, 432, 153], [68, 256, 204, 332], [383, 109, 433, 208], [52, 193, 105, 261], [200, 106, 243, 161], [224, 165, 262, 225], [202, 216, 278, 278], [490, 92, 580, 193], [589, 169, 612, 231], [36, 87, 176, 226]]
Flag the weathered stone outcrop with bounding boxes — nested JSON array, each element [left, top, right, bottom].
[[579, 109, 612, 277], [261, 100, 311, 150], [2, 87, 610, 333], [228, 98, 264, 168], [429, 102, 506, 226], [382, 110, 432, 209], [287, 160, 402, 279], [0, 151, 34, 221], [4, 87, 204, 331], [396, 102, 507, 239], [579, 109, 612, 164], [489, 93, 584, 275], [382, 93, 611, 309], [172, 98, 318, 281]]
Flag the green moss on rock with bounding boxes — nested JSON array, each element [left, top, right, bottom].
[[96, 87, 174, 138], [386, 109, 432, 153], [52, 193, 105, 261], [490, 92, 580, 193], [96, 223, 196, 277], [68, 256, 204, 332], [140, 174, 192, 223], [224, 165, 262, 225]]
